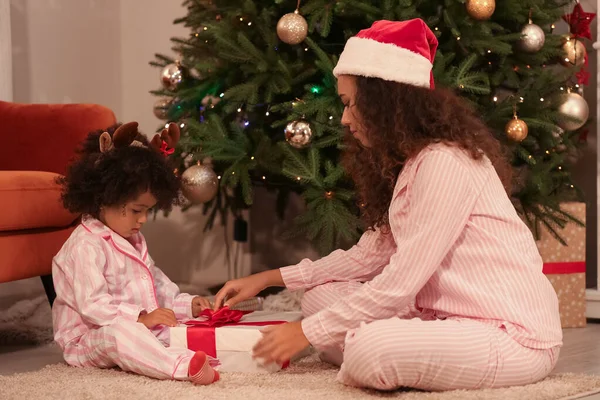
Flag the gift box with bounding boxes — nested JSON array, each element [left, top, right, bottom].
[[534, 202, 587, 328], [171, 309, 305, 372]]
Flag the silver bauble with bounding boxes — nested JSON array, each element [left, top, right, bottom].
[[153, 97, 172, 120], [160, 63, 184, 91], [518, 23, 545, 53], [558, 92, 589, 131], [285, 120, 313, 148], [276, 12, 308, 45], [181, 164, 219, 204]]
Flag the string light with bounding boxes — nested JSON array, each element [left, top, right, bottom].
[[487, 49, 492, 53], [237, 108, 242, 112], [250, 156, 255, 160], [203, 26, 208, 31], [558, 166, 562, 170], [180, 123, 185, 128], [435, 27, 439, 31], [220, 93, 225, 98], [551, 24, 556, 29], [519, 97, 524, 103], [575, 84, 580, 88], [329, 115, 334, 120], [262, 176, 266, 180], [488, 61, 492, 65], [540, 98, 545, 102], [195, 33, 199, 37], [493, 96, 498, 102], [304, 47, 309, 51], [232, 171, 235, 175], [239, 17, 244, 21], [218, 175, 222, 179], [243, 121, 250, 127], [164, 123, 170, 128], [265, 111, 270, 116], [456, 36, 461, 41], [560, 87, 564, 91], [296, 176, 301, 181], [248, 22, 252, 26], [545, 150, 550, 154], [570, 184, 574, 188]]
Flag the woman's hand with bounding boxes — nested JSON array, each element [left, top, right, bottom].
[[213, 269, 284, 310], [252, 321, 310, 365]]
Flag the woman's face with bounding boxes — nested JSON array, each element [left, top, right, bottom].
[[338, 75, 370, 147]]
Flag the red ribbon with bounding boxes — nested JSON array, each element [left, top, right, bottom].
[[542, 261, 585, 275], [159, 140, 175, 157], [186, 307, 250, 327]]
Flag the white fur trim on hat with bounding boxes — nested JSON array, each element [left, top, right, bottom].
[[333, 37, 432, 88]]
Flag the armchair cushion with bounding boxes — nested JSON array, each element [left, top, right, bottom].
[[0, 171, 78, 231]]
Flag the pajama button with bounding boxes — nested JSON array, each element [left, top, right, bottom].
[[142, 275, 147, 280]]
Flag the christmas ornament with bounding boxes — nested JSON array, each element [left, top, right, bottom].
[[517, 19, 545, 53], [160, 62, 185, 91], [505, 117, 528, 142], [153, 97, 172, 120], [277, 10, 308, 45], [285, 120, 313, 148], [558, 91, 589, 131], [560, 36, 587, 67], [181, 163, 219, 203], [466, 0, 495, 21], [562, 3, 596, 40]]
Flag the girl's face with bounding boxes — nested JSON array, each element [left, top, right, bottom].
[[338, 75, 370, 147], [99, 191, 157, 239]]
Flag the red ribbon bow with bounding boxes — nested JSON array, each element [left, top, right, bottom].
[[185, 307, 248, 327], [159, 140, 175, 157]]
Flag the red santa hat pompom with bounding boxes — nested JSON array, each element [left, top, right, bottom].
[[333, 19, 438, 89]]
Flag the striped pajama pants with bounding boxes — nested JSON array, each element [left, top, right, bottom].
[[301, 281, 560, 391], [62, 320, 194, 381]]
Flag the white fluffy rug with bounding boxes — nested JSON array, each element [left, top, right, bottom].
[[1, 291, 600, 400]]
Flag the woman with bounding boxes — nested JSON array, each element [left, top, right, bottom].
[[214, 18, 561, 391]]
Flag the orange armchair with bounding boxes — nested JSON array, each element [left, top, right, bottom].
[[0, 101, 116, 305]]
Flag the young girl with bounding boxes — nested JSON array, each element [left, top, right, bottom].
[[52, 121, 219, 385], [214, 19, 562, 391]]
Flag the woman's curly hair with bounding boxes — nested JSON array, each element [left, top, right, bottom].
[[58, 124, 181, 217], [342, 77, 512, 232]]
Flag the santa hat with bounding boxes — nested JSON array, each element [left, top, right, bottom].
[[333, 19, 438, 89]]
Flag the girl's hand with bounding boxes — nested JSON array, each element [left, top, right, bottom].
[[191, 296, 212, 317], [213, 270, 284, 311], [252, 322, 310, 365], [137, 308, 177, 328]]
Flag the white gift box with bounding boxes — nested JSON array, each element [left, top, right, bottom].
[[170, 311, 306, 373]]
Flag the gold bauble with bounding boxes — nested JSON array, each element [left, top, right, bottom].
[[505, 118, 528, 142], [560, 37, 586, 67], [276, 11, 308, 45], [557, 92, 589, 131], [285, 120, 313, 148], [153, 97, 172, 120], [160, 63, 185, 91], [181, 164, 219, 204], [466, 0, 495, 21]]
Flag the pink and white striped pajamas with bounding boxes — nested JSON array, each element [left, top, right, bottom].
[[52, 217, 196, 381], [281, 144, 562, 391]]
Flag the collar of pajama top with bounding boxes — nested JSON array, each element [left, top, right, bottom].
[[81, 216, 149, 263]]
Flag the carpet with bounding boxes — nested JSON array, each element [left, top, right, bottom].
[[1, 291, 600, 400]]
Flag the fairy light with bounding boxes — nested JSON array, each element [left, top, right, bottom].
[[265, 111, 270, 116], [232, 171, 235, 175], [244, 121, 250, 127], [248, 22, 252, 26], [195, 33, 199, 37], [545, 150, 550, 155], [487, 49, 492, 53], [180, 123, 185, 128], [329, 115, 334, 120], [237, 108, 242, 112], [456, 36, 461, 41], [296, 176, 301, 181], [520, 97, 524, 103], [218, 175, 222, 179], [250, 156, 255, 160], [540, 97, 545, 102], [558, 166, 562, 170], [164, 123, 170, 128], [262, 176, 266, 180], [203, 26, 208, 31], [304, 47, 309, 51], [435, 27, 439, 31], [575, 84, 580, 88], [240, 17, 244, 21], [560, 87, 564, 91], [493, 96, 498, 102]]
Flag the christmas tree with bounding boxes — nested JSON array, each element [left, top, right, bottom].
[[151, 0, 592, 255]]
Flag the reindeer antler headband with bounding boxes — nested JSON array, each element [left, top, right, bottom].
[[99, 121, 180, 157]]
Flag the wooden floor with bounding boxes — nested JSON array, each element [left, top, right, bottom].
[[553, 321, 600, 375]]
